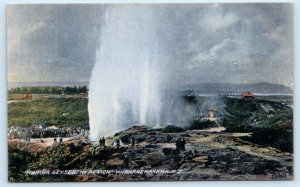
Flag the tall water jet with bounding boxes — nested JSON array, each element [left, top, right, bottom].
[[88, 6, 161, 140]]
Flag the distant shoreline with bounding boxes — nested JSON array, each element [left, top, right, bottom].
[[7, 81, 89, 89], [7, 82, 293, 95]]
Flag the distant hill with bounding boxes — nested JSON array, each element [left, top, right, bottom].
[[177, 82, 292, 94], [8, 81, 292, 95]]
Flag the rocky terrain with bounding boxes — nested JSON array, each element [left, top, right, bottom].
[[8, 125, 293, 182]]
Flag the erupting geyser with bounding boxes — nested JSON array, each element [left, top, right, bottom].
[[88, 6, 162, 140]]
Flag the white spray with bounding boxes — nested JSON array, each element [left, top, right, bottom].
[[88, 6, 161, 140]]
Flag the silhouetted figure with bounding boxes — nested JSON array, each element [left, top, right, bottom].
[[175, 138, 180, 152], [54, 137, 57, 142], [102, 137, 106, 147], [182, 138, 186, 151], [116, 139, 120, 150], [124, 155, 129, 167], [40, 131, 44, 138], [131, 136, 135, 147], [27, 128, 31, 142], [175, 138, 186, 152], [99, 138, 102, 147], [167, 135, 172, 143], [59, 137, 63, 143]]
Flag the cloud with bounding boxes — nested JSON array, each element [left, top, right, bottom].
[[6, 4, 293, 87], [7, 5, 104, 82], [199, 9, 240, 32], [175, 3, 293, 87], [191, 38, 237, 64]]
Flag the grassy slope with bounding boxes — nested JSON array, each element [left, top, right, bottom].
[[222, 97, 293, 152], [8, 94, 25, 100], [8, 98, 88, 127], [223, 97, 293, 130]]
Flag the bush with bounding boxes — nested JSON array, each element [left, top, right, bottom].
[[241, 128, 293, 153], [183, 95, 197, 104], [161, 125, 184, 133], [189, 120, 216, 130]]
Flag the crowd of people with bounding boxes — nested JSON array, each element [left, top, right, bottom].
[[8, 124, 89, 143], [98, 135, 186, 154], [10, 124, 188, 154]]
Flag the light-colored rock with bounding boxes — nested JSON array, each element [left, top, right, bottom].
[[192, 156, 208, 163], [106, 159, 124, 167]]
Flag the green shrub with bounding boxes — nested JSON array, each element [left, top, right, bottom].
[[241, 128, 293, 153], [161, 125, 184, 133], [189, 120, 216, 130]]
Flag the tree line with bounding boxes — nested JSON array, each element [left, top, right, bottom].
[[9, 85, 88, 95]]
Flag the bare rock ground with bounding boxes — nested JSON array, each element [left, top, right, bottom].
[[8, 126, 293, 181]]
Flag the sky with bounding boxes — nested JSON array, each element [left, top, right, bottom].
[[6, 3, 293, 87]]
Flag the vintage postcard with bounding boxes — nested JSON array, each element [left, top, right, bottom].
[[7, 3, 293, 182]]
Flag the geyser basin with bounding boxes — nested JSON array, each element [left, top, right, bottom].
[[88, 6, 161, 140]]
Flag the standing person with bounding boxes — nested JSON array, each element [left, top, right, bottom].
[[175, 138, 180, 152], [131, 136, 135, 147], [59, 137, 63, 143], [116, 139, 120, 150], [99, 137, 102, 147], [27, 128, 31, 142], [167, 135, 172, 143], [102, 137, 105, 147], [182, 138, 186, 151], [124, 154, 129, 167], [180, 138, 184, 151]]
